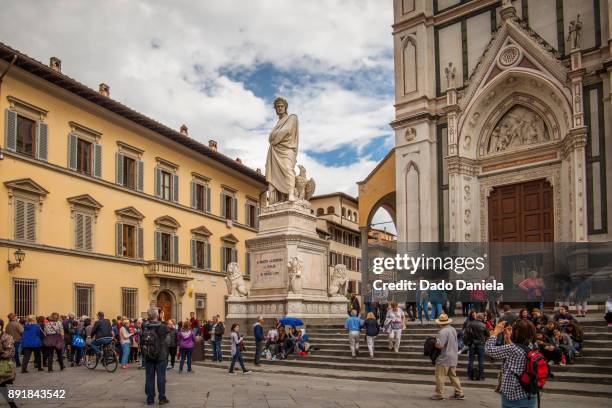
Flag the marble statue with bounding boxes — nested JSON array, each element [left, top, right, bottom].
[[488, 106, 549, 153], [445, 62, 457, 89], [328, 264, 348, 297], [294, 165, 316, 201], [287, 257, 303, 294], [567, 15, 582, 50], [266, 97, 299, 204], [225, 262, 248, 297]]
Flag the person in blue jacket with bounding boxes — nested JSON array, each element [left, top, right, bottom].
[[253, 316, 264, 366], [20, 315, 44, 373]]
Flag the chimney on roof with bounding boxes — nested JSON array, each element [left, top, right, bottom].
[[99, 83, 110, 97], [180, 124, 188, 136], [49, 57, 62, 73], [208, 140, 217, 150], [235, 157, 242, 164]]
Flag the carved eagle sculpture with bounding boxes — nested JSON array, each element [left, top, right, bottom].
[[294, 164, 316, 201]]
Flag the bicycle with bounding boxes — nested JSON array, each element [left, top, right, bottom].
[[84, 339, 119, 372]]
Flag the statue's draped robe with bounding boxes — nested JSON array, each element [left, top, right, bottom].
[[265, 114, 299, 195]]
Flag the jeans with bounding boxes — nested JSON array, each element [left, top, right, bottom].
[[430, 302, 443, 320], [366, 336, 375, 357], [90, 337, 112, 356], [229, 349, 247, 373], [212, 340, 222, 361], [120, 342, 130, 365], [45, 346, 64, 371], [467, 342, 485, 379], [179, 347, 193, 372], [73, 347, 83, 365], [501, 394, 537, 408], [14, 341, 21, 366], [254, 341, 263, 365], [348, 331, 360, 356], [145, 359, 167, 403], [418, 300, 429, 321]]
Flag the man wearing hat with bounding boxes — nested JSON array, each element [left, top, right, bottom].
[[432, 314, 465, 401]]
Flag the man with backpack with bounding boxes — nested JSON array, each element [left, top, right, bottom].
[[485, 319, 548, 408], [464, 312, 489, 381], [142, 308, 170, 406]]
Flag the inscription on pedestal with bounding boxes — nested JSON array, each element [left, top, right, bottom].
[[253, 251, 285, 288]]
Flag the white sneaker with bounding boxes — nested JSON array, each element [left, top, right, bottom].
[[228, 372, 237, 375], [242, 370, 253, 375]]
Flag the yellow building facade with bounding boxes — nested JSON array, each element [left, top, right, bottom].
[[0, 43, 266, 321], [310, 193, 362, 295]]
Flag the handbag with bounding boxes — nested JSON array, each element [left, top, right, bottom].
[[72, 335, 85, 348], [0, 359, 15, 382]]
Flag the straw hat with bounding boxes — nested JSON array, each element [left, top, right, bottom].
[[435, 314, 453, 325]]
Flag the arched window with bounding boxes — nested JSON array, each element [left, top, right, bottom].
[[327, 206, 335, 214], [342, 207, 346, 217], [316, 208, 324, 216]]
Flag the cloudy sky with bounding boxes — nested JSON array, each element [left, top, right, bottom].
[[0, 0, 396, 229]]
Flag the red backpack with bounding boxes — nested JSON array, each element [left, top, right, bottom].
[[518, 344, 549, 405]]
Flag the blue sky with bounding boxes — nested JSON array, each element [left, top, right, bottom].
[[0, 1, 396, 226]]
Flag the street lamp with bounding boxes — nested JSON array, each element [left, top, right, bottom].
[[8, 248, 25, 272]]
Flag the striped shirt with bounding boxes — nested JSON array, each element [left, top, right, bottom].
[[484, 336, 531, 401]]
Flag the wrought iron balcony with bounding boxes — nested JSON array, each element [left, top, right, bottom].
[[145, 261, 193, 280]]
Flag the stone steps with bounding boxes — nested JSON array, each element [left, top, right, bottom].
[[201, 321, 612, 397], [193, 360, 612, 399]]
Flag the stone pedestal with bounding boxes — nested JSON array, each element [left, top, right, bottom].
[[226, 200, 348, 325]]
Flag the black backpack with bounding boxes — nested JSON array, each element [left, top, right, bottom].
[[141, 325, 161, 360], [463, 324, 477, 346]]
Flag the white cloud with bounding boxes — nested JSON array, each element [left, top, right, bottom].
[[0, 0, 394, 195]]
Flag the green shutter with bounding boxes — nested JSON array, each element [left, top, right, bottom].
[[37, 122, 48, 161], [93, 144, 102, 178], [116, 223, 123, 256], [116, 153, 124, 185], [137, 160, 144, 192], [68, 134, 78, 170], [255, 205, 260, 228], [190, 181, 195, 208], [246, 252, 251, 277], [14, 198, 25, 240], [84, 215, 93, 251], [154, 168, 161, 197], [137, 227, 144, 259], [25, 202, 36, 242], [232, 248, 237, 263], [206, 243, 211, 269], [172, 174, 179, 203], [173, 234, 179, 263], [191, 239, 197, 267], [206, 187, 211, 213], [221, 193, 226, 218], [154, 231, 162, 260], [221, 247, 226, 272], [245, 203, 250, 226], [5, 109, 17, 151], [75, 213, 84, 249], [232, 197, 238, 222]]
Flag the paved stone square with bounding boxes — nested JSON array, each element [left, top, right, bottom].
[[6, 363, 606, 407]]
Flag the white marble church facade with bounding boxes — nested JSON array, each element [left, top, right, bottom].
[[392, 0, 611, 244]]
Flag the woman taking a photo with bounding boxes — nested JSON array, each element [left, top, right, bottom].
[[485, 320, 538, 408], [178, 321, 196, 373]]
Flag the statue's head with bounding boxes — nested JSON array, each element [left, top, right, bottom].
[[333, 264, 347, 279], [298, 165, 306, 175], [273, 97, 288, 115], [227, 262, 240, 279]]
